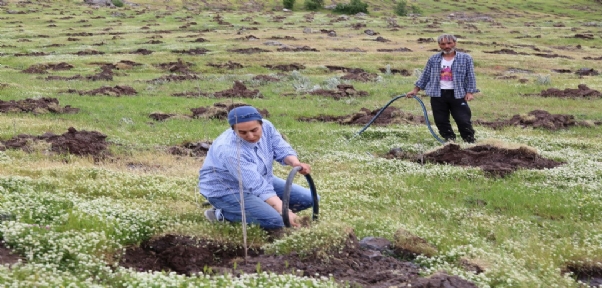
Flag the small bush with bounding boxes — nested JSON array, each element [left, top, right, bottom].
[[304, 0, 323, 11], [334, 0, 368, 14], [112, 0, 124, 7], [395, 0, 408, 16], [283, 0, 295, 10]]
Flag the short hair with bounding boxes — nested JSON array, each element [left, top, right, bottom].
[[437, 34, 457, 44]]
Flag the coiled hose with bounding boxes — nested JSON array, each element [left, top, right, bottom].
[[352, 94, 445, 144], [282, 166, 319, 228]]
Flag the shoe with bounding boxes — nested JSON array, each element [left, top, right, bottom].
[[204, 208, 218, 222], [204, 207, 224, 222]]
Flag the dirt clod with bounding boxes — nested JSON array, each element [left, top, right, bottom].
[[475, 110, 600, 130], [228, 47, 270, 54], [263, 63, 305, 72], [538, 84, 600, 98], [207, 61, 243, 69], [308, 84, 369, 100], [213, 81, 262, 98], [167, 141, 212, 157], [190, 102, 269, 120], [299, 106, 423, 125], [0, 98, 79, 114], [68, 85, 137, 96]]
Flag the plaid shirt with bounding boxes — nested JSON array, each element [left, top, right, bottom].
[[198, 119, 296, 201], [415, 51, 478, 98]]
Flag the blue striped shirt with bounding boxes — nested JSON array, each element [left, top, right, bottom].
[[198, 119, 297, 201], [415, 51, 478, 99]]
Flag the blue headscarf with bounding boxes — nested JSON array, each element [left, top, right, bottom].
[[227, 106, 262, 126]]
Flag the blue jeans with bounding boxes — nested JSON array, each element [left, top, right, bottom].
[[205, 177, 316, 230]]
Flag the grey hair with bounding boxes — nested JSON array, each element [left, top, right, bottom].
[[437, 34, 457, 43]]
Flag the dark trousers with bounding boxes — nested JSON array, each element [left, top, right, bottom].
[[430, 90, 475, 143]]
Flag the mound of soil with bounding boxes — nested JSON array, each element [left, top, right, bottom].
[[0, 127, 110, 159], [190, 102, 269, 120], [325, 65, 366, 74], [119, 233, 477, 288], [155, 59, 195, 74], [0, 239, 21, 266], [252, 75, 280, 82], [14, 52, 48, 57], [129, 48, 153, 55], [0, 98, 79, 114], [379, 68, 412, 76], [341, 72, 378, 82], [475, 110, 601, 130], [147, 74, 201, 83], [299, 107, 424, 126], [377, 47, 413, 52], [171, 48, 210, 55], [331, 47, 367, 52], [22, 62, 74, 73], [213, 81, 262, 98], [171, 91, 209, 98], [309, 84, 368, 100], [533, 53, 573, 59], [277, 46, 319, 52], [68, 85, 137, 96], [565, 262, 602, 288], [386, 144, 564, 177], [149, 113, 177, 121], [75, 49, 105, 56], [228, 47, 270, 54], [167, 141, 212, 157], [483, 49, 528, 55], [538, 84, 601, 98], [575, 68, 599, 76], [207, 61, 243, 69], [263, 63, 305, 72]]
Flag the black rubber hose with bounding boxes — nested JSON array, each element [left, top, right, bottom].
[[352, 94, 445, 144], [282, 166, 319, 228]]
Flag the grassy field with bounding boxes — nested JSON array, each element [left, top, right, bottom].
[[1, 0, 602, 287]]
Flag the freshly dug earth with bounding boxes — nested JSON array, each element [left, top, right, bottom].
[[298, 107, 424, 126], [0, 127, 110, 159], [167, 141, 212, 157], [213, 81, 261, 98], [309, 84, 368, 100], [475, 110, 601, 130], [0, 239, 21, 266], [386, 144, 564, 177], [0, 98, 79, 114], [537, 84, 601, 98], [119, 233, 477, 288], [67, 85, 137, 96], [190, 102, 269, 119], [155, 59, 195, 74], [21, 62, 74, 73]]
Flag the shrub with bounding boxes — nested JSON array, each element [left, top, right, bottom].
[[333, 0, 368, 14], [303, 0, 323, 11], [112, 0, 124, 7], [283, 0, 295, 10], [395, 0, 408, 16]]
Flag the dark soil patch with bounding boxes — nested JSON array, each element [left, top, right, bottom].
[[538, 84, 601, 98], [575, 68, 599, 76], [14, 52, 48, 57], [379, 68, 412, 76], [299, 106, 424, 126], [0, 127, 110, 159], [128, 48, 153, 55], [277, 46, 319, 52], [167, 141, 212, 157], [533, 53, 573, 59], [417, 37, 435, 43], [252, 75, 280, 82], [207, 61, 243, 69], [147, 73, 201, 83], [228, 47, 270, 54], [149, 113, 177, 121], [146, 40, 163, 44], [155, 59, 195, 74], [75, 49, 105, 56], [309, 84, 369, 100], [331, 47, 367, 52], [263, 63, 305, 72], [0, 239, 21, 266], [325, 65, 366, 74], [190, 102, 269, 120], [574, 33, 594, 39], [475, 110, 600, 130], [269, 35, 297, 40], [171, 91, 209, 98], [119, 233, 477, 288], [377, 47, 413, 52], [386, 144, 564, 177], [552, 69, 572, 73], [67, 85, 137, 96], [236, 35, 259, 41], [565, 262, 602, 288], [171, 48, 210, 55], [584, 56, 602, 60], [0, 98, 79, 114], [191, 37, 208, 43], [374, 36, 391, 42], [214, 81, 262, 98], [22, 62, 74, 73], [341, 72, 379, 82], [483, 49, 528, 55]]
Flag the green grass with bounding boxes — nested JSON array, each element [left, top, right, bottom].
[[0, 0, 602, 287]]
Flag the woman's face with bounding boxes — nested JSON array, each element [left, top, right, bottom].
[[233, 121, 263, 143]]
